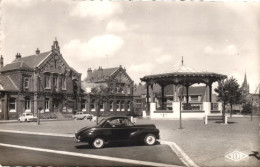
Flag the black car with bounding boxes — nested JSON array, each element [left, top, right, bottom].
[[74, 116, 160, 149]]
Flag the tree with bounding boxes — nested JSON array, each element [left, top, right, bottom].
[[214, 77, 242, 121], [91, 84, 110, 124]]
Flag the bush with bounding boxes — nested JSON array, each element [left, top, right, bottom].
[[242, 103, 252, 114]]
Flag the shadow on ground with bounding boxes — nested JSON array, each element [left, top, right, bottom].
[[75, 141, 161, 149]]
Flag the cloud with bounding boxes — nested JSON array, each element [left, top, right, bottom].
[[69, 2, 122, 20], [106, 20, 127, 32], [62, 34, 124, 61], [129, 63, 155, 74], [156, 54, 173, 64], [203, 44, 239, 57], [2, 0, 34, 7], [224, 44, 239, 56]]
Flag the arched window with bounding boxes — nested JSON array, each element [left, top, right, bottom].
[[120, 101, 124, 111], [109, 101, 113, 111], [90, 99, 95, 111]]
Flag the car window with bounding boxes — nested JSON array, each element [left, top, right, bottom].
[[109, 118, 133, 127]]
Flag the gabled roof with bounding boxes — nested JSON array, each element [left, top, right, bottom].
[[1, 51, 51, 72], [0, 75, 19, 91], [84, 67, 119, 82]]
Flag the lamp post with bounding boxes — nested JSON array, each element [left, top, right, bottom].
[[179, 85, 184, 129], [251, 97, 253, 121]]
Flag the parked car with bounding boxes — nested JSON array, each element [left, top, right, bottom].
[[73, 112, 93, 120], [74, 116, 160, 149], [18, 113, 37, 123]]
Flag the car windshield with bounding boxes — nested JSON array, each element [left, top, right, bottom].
[[98, 118, 106, 125]]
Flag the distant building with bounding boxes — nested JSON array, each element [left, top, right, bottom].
[[81, 66, 134, 116], [0, 40, 82, 120]]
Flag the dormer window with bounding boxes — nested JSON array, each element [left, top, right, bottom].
[[24, 77, 29, 89]]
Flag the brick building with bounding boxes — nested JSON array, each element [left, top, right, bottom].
[[81, 66, 134, 116], [0, 40, 82, 120]]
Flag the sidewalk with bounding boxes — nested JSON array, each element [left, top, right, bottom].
[[0, 117, 259, 167]]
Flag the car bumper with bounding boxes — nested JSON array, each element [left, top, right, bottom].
[[28, 118, 37, 122]]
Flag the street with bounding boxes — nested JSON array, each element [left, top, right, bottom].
[[0, 132, 184, 166]]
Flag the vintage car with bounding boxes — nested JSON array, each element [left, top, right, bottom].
[[18, 113, 37, 123], [73, 112, 93, 120], [74, 116, 160, 149]]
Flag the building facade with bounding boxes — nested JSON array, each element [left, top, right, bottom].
[[81, 66, 134, 116], [0, 40, 82, 120]]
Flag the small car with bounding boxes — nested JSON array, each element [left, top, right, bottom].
[[18, 113, 37, 123], [73, 112, 93, 120], [74, 116, 160, 149]]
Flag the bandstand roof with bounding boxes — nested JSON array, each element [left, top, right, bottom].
[[140, 63, 227, 86]]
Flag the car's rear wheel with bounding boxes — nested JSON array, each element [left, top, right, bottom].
[[83, 116, 87, 120], [18, 119, 21, 123], [144, 134, 156, 146], [92, 138, 105, 149]]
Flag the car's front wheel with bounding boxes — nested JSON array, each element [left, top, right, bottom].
[[92, 138, 105, 149], [144, 134, 156, 146], [18, 119, 21, 123]]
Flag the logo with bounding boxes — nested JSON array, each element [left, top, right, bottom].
[[225, 151, 248, 162]]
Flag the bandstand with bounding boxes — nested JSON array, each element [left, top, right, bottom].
[[140, 59, 227, 119]]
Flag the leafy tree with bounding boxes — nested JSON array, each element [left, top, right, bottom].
[[214, 77, 242, 121]]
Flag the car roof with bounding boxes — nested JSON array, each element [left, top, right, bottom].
[[106, 116, 129, 120]]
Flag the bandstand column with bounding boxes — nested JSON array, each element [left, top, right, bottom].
[[161, 85, 165, 109], [146, 84, 149, 113], [185, 85, 189, 105], [150, 84, 154, 102], [209, 83, 212, 103]]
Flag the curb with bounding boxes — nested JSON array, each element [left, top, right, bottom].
[[161, 141, 199, 167]]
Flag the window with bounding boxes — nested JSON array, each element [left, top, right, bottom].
[[90, 100, 95, 111], [62, 77, 66, 90], [190, 95, 198, 102], [116, 101, 120, 111], [81, 100, 86, 111], [25, 98, 31, 112], [24, 77, 29, 89], [53, 77, 58, 89], [100, 102, 104, 112], [127, 101, 131, 111], [45, 76, 50, 89], [45, 98, 50, 112], [9, 98, 16, 112], [110, 101, 113, 111], [120, 101, 124, 111]]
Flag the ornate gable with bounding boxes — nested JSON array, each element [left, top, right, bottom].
[[39, 53, 70, 75], [112, 68, 133, 84]]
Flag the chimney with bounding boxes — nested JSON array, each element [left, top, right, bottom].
[[0, 55, 4, 70], [36, 48, 40, 54], [87, 68, 92, 80], [16, 53, 21, 59], [98, 66, 103, 78]]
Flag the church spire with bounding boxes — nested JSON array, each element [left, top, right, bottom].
[[241, 72, 249, 95], [242, 73, 247, 87]]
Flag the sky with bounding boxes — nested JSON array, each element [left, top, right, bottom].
[[0, 0, 259, 93]]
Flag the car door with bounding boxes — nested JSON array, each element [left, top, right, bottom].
[[110, 118, 135, 141]]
